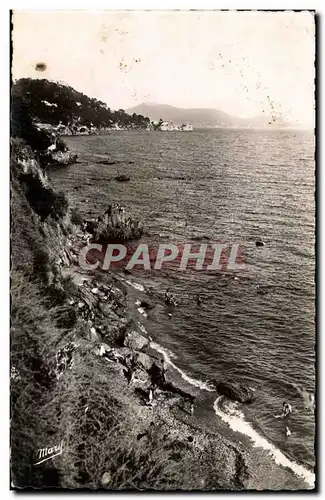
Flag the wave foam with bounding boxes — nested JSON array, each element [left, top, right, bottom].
[[151, 341, 214, 391], [137, 307, 147, 318], [126, 280, 145, 292], [213, 397, 315, 488]]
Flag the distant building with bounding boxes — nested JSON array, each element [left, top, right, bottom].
[[76, 126, 89, 135], [160, 122, 178, 132], [41, 100, 58, 108], [159, 121, 193, 132], [56, 124, 73, 135], [180, 124, 193, 132]]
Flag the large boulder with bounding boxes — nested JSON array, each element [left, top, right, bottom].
[[114, 174, 130, 182], [139, 299, 154, 310], [135, 352, 154, 371], [216, 380, 255, 404], [101, 472, 111, 487], [130, 368, 152, 391], [124, 330, 149, 351], [49, 150, 78, 165], [87, 204, 143, 243]]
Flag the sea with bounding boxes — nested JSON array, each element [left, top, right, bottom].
[[49, 128, 315, 486]]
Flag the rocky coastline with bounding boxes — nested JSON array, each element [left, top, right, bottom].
[[10, 137, 311, 490]]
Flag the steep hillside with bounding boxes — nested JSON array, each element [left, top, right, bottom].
[[10, 117, 250, 490], [12, 78, 151, 130]]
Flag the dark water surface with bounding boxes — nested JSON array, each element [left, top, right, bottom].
[[49, 129, 315, 473]]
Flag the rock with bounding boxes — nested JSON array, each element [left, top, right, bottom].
[[139, 299, 154, 310], [114, 174, 130, 182], [11, 366, 21, 381], [216, 380, 255, 404], [89, 327, 99, 342], [255, 240, 265, 247], [114, 347, 132, 361], [137, 431, 148, 440], [148, 361, 166, 388], [88, 204, 143, 243], [136, 352, 154, 371], [130, 368, 152, 391], [97, 343, 113, 356], [124, 330, 149, 351], [54, 341, 78, 379], [101, 472, 111, 487], [98, 160, 116, 165], [47, 150, 78, 165], [83, 218, 98, 235]]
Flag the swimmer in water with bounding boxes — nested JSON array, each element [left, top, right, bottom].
[[274, 401, 293, 419], [165, 289, 172, 304], [165, 289, 177, 306], [282, 401, 292, 418], [285, 426, 291, 437], [196, 295, 202, 306]]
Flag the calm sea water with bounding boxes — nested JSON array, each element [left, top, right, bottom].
[[49, 129, 315, 472]]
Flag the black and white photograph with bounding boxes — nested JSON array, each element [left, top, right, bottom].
[[10, 9, 316, 491]]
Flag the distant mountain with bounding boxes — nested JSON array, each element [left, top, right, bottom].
[[126, 103, 291, 129]]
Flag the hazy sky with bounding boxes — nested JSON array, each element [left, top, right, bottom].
[[12, 10, 315, 126]]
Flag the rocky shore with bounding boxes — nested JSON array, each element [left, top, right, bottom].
[[10, 138, 311, 490]]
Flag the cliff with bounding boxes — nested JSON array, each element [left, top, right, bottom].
[[11, 135, 253, 490], [10, 122, 309, 491]]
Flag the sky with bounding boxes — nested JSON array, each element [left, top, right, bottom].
[[12, 10, 315, 126]]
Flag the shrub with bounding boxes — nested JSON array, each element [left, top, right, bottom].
[[70, 207, 83, 227], [11, 94, 52, 151]]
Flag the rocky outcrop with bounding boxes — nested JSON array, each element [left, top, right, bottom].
[[216, 380, 255, 404], [124, 330, 149, 351], [114, 175, 130, 182], [44, 150, 78, 166], [86, 204, 143, 243]]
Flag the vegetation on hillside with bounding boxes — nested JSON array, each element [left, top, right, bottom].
[[12, 78, 151, 130]]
